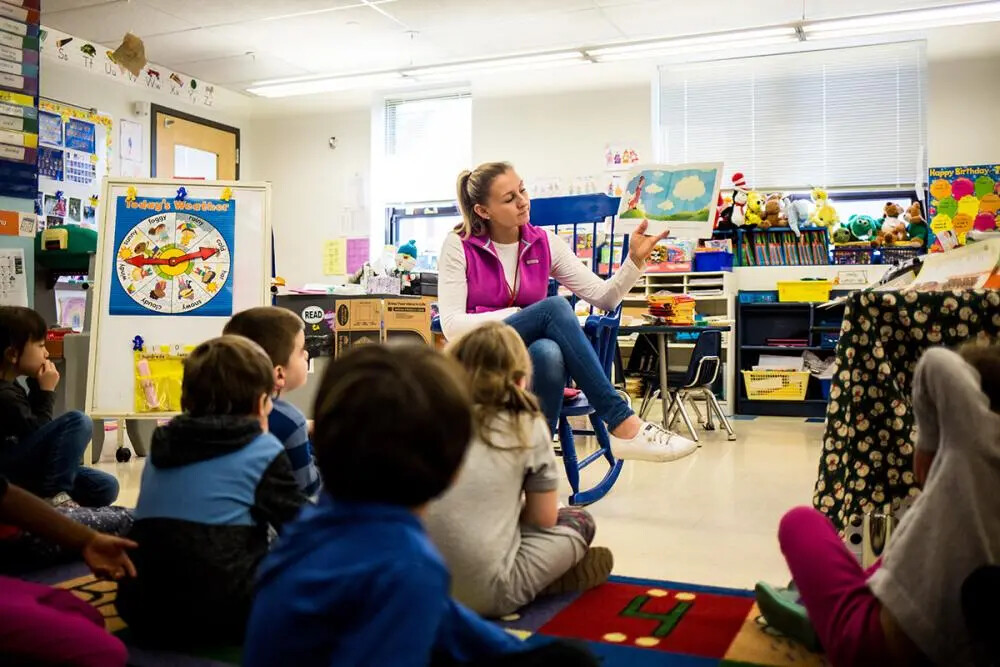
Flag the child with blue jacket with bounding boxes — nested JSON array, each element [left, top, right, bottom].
[[245, 344, 596, 666]]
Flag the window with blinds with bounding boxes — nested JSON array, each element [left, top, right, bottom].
[[383, 93, 472, 203], [658, 42, 926, 191]]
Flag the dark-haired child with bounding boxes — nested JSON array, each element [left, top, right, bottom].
[[224, 306, 321, 498], [116, 335, 306, 646], [0, 306, 118, 507], [245, 344, 596, 667]]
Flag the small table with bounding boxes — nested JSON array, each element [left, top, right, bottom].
[[618, 324, 731, 432]]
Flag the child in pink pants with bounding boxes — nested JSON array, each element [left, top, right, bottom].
[[767, 345, 1000, 666], [0, 475, 135, 665]]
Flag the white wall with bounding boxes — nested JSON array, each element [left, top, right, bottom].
[[473, 86, 653, 185], [240, 54, 1000, 288], [927, 56, 1000, 167], [243, 110, 371, 288], [40, 64, 252, 179]]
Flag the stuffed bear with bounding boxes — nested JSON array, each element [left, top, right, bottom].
[[879, 202, 908, 245], [745, 191, 764, 227], [904, 201, 929, 247], [765, 194, 785, 227]]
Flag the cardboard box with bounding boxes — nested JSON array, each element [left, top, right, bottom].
[[334, 297, 382, 357], [275, 294, 336, 358], [383, 298, 431, 345]]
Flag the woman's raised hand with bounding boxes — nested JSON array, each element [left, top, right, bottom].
[[627, 219, 669, 267]]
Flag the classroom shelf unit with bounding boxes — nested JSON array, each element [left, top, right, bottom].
[[734, 227, 831, 267], [735, 292, 846, 418], [620, 271, 736, 413]]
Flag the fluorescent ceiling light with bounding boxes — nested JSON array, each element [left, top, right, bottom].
[[247, 72, 405, 97], [804, 1, 1000, 39], [401, 51, 588, 79], [588, 27, 799, 61]]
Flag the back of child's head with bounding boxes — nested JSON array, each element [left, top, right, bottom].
[[446, 322, 540, 448], [0, 306, 46, 368], [960, 342, 1000, 413], [222, 306, 303, 368], [312, 343, 472, 507], [182, 335, 274, 417]]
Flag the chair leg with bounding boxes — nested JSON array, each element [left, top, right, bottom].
[[707, 391, 736, 441], [557, 417, 581, 497], [689, 395, 706, 427], [640, 386, 659, 420], [674, 392, 699, 442], [664, 391, 680, 429]]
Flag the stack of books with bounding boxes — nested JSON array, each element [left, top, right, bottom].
[[648, 292, 696, 325]]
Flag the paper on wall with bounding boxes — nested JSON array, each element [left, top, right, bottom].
[[0, 247, 28, 306], [323, 239, 347, 275]]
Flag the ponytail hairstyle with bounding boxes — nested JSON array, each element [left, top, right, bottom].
[[455, 161, 514, 238], [447, 321, 541, 448]]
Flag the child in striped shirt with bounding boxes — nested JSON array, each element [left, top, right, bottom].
[[224, 307, 321, 498]]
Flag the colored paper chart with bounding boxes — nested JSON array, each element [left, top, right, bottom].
[[927, 164, 1000, 250]]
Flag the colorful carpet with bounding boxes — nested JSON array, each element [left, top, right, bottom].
[[44, 565, 824, 666]]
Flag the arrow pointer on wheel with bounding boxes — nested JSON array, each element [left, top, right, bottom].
[[125, 247, 218, 268]]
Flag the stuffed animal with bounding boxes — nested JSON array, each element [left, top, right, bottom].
[[879, 202, 908, 245], [903, 201, 929, 247], [832, 227, 853, 244], [783, 196, 809, 237], [809, 188, 839, 227], [395, 239, 419, 291], [761, 194, 783, 229], [745, 191, 764, 227], [730, 173, 749, 227]]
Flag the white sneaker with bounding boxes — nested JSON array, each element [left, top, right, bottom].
[[610, 422, 698, 462]]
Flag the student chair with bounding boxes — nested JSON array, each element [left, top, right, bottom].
[[558, 305, 624, 506], [638, 330, 735, 442]]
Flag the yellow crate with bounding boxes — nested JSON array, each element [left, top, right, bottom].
[[742, 370, 810, 401], [777, 280, 833, 303]]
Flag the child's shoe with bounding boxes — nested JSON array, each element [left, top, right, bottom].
[[610, 422, 698, 462], [542, 547, 614, 595], [47, 492, 80, 509], [754, 581, 821, 652]]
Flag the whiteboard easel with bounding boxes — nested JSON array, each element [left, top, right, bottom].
[[85, 178, 272, 418]]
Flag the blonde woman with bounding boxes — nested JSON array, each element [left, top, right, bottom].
[[438, 162, 696, 462]]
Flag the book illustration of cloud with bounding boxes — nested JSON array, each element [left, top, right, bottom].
[[616, 163, 723, 240]]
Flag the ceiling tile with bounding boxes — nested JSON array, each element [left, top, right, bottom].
[[42, 0, 113, 14], [135, 0, 375, 27], [41, 3, 197, 43], [177, 52, 309, 84], [419, 8, 621, 57], [596, 0, 800, 38], [383, 0, 596, 30], [139, 25, 259, 65]]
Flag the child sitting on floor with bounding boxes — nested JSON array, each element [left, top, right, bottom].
[[116, 335, 306, 646], [224, 306, 321, 498], [0, 306, 118, 507], [0, 474, 135, 666], [245, 343, 596, 667], [425, 322, 613, 618], [758, 344, 1000, 666]]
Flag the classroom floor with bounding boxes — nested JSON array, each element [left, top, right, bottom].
[[94, 413, 823, 591]]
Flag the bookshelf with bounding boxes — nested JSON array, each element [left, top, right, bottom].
[[620, 271, 736, 413], [735, 292, 846, 417], [735, 227, 831, 267]]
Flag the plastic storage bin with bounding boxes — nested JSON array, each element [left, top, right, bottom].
[[693, 251, 733, 272], [777, 280, 833, 303], [818, 377, 832, 400], [739, 291, 779, 304], [742, 370, 810, 401]]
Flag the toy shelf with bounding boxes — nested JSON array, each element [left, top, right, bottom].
[[734, 227, 831, 267], [735, 292, 847, 418]]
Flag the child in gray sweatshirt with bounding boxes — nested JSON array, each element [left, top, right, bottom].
[[764, 344, 1000, 667]]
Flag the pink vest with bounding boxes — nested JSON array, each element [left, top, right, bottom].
[[461, 224, 552, 314]]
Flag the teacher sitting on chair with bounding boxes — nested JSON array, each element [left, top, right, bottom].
[[438, 161, 697, 463]]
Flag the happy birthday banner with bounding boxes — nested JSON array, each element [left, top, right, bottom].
[[39, 26, 220, 110], [927, 164, 1000, 249]]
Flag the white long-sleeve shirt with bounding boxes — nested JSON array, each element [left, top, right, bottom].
[[438, 230, 643, 341]]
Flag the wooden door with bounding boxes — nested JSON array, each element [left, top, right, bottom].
[[151, 105, 239, 180]]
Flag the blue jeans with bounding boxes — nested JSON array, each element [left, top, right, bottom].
[[505, 297, 633, 434], [0, 411, 119, 507]]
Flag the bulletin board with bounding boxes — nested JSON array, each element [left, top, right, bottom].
[[86, 178, 272, 418], [927, 164, 1000, 250], [36, 100, 111, 231]]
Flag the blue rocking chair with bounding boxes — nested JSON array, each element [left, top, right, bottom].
[[558, 304, 625, 506]]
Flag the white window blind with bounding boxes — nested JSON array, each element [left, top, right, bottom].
[[659, 42, 926, 191], [383, 93, 472, 203]]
